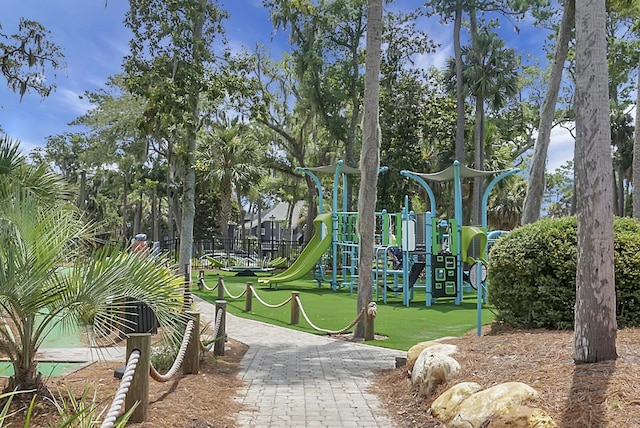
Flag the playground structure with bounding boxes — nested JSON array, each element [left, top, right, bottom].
[[258, 160, 519, 327]]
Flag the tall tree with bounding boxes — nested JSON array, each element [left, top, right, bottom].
[[450, 30, 520, 224], [522, 0, 575, 224], [195, 118, 266, 236], [267, 0, 367, 169], [124, 0, 228, 274], [573, 0, 617, 363], [355, 0, 382, 341], [635, 70, 640, 219]]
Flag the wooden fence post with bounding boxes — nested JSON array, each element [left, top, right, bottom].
[[125, 333, 151, 423], [217, 276, 224, 300], [290, 292, 300, 325], [214, 300, 227, 356], [197, 270, 204, 291], [183, 311, 200, 375], [245, 283, 253, 312]]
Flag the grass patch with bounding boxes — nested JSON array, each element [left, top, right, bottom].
[[193, 270, 495, 351]]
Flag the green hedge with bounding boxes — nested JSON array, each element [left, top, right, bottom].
[[488, 216, 640, 329]]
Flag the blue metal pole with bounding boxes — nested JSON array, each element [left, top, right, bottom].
[[476, 167, 520, 336]]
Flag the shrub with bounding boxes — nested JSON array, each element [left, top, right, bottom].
[[488, 216, 640, 329], [151, 345, 179, 371]]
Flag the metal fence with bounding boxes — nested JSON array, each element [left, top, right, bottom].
[[159, 237, 304, 269]]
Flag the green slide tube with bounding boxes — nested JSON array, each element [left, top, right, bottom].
[[258, 212, 333, 286]]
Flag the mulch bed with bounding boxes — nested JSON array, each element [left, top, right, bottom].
[[370, 327, 640, 427]]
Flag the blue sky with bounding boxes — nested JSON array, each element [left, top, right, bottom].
[[0, 0, 574, 172]]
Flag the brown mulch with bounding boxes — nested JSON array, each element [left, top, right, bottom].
[[371, 326, 640, 427], [4, 326, 640, 427], [3, 338, 248, 427]]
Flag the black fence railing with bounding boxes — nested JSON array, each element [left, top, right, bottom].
[[159, 237, 304, 270]]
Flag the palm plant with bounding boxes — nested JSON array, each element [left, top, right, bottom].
[[195, 119, 266, 235], [0, 137, 186, 393], [446, 30, 520, 224]]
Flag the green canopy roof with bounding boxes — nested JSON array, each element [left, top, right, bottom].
[[302, 163, 361, 175], [404, 165, 513, 182]]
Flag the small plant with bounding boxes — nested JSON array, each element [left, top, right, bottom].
[[150, 345, 180, 372], [49, 385, 135, 428], [0, 389, 37, 427]]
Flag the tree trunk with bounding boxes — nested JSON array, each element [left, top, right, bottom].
[[236, 190, 245, 240], [453, 7, 465, 164], [355, 0, 382, 341], [179, 143, 197, 276], [472, 95, 484, 225], [304, 176, 317, 245], [220, 176, 233, 236], [522, 0, 574, 225], [178, 2, 206, 276], [633, 70, 640, 220], [134, 192, 143, 235], [167, 142, 182, 233], [152, 187, 159, 242], [573, 0, 617, 363], [121, 180, 129, 245], [78, 170, 87, 211]]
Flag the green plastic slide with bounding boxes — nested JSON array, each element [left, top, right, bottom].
[[258, 212, 332, 286]]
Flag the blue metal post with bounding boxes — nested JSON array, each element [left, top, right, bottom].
[[476, 167, 520, 336]]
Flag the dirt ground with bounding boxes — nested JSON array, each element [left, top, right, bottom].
[[4, 327, 640, 427]]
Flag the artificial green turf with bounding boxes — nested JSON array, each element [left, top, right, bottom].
[[193, 270, 495, 351]]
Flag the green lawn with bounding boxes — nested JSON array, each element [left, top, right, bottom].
[[193, 270, 495, 351]]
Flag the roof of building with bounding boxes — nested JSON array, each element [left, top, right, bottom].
[[244, 201, 306, 230]]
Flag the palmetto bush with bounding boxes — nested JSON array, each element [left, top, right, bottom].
[[0, 137, 187, 394]]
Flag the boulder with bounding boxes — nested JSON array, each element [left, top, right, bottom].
[[414, 353, 461, 398], [430, 382, 483, 423], [407, 341, 457, 370], [410, 343, 458, 383], [450, 382, 539, 428], [488, 405, 557, 427]]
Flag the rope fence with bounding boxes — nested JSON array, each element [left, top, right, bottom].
[[100, 349, 140, 428], [100, 297, 228, 426], [198, 274, 376, 337]]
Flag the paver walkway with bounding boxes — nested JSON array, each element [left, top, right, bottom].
[[194, 296, 406, 428]]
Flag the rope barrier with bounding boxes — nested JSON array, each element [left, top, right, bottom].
[[199, 277, 217, 292], [100, 349, 141, 428], [200, 308, 224, 352], [295, 295, 367, 334], [222, 278, 247, 299], [248, 285, 292, 308], [200, 276, 247, 299], [200, 278, 375, 337], [149, 319, 195, 382]]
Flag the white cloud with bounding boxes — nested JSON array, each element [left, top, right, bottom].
[[547, 125, 575, 172], [55, 88, 93, 115], [414, 41, 452, 71]]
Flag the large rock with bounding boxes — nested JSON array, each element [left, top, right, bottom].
[[407, 341, 457, 370], [414, 353, 461, 398], [488, 405, 557, 427], [410, 343, 458, 383], [450, 382, 539, 428], [430, 382, 483, 423]]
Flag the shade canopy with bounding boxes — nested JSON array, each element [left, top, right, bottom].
[[303, 163, 361, 175], [404, 164, 512, 182]]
